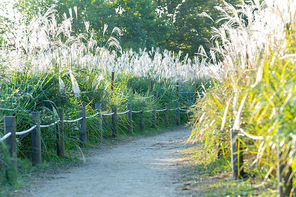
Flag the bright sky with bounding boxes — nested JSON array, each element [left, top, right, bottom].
[[0, 0, 22, 21], [1, 0, 27, 44]]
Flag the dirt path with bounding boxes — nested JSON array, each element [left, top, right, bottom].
[[18, 127, 194, 197]]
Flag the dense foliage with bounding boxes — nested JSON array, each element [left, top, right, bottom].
[[0, 6, 211, 193], [189, 0, 296, 195], [9, 0, 241, 58], [157, 0, 241, 57], [1, 0, 296, 196]]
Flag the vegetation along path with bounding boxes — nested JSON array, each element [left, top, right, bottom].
[[17, 127, 194, 197]]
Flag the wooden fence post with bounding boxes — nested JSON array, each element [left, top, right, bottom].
[[150, 81, 153, 95], [217, 138, 223, 159], [140, 110, 144, 130], [79, 106, 87, 147], [112, 105, 118, 138], [176, 103, 180, 126], [111, 72, 115, 92], [111, 72, 115, 98], [57, 109, 65, 157], [165, 103, 169, 126], [231, 128, 244, 179], [127, 103, 133, 133], [278, 146, 292, 197], [31, 112, 41, 166], [4, 116, 17, 183], [95, 103, 103, 142], [195, 84, 199, 101], [152, 104, 157, 128], [239, 140, 244, 177], [231, 128, 238, 179], [0, 102, 2, 117]]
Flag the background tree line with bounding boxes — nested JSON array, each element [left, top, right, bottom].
[[10, 0, 241, 58]]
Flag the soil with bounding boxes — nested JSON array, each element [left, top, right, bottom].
[[14, 126, 196, 197]]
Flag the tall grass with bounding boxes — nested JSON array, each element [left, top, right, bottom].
[[189, 0, 296, 194], [0, 3, 213, 189]]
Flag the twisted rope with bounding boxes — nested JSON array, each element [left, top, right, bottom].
[[86, 112, 100, 119], [63, 117, 83, 123], [102, 112, 115, 116], [169, 108, 178, 111], [156, 108, 167, 112], [132, 110, 142, 113], [239, 128, 264, 140], [40, 120, 59, 128], [16, 125, 37, 135], [135, 95, 154, 99], [117, 110, 130, 115], [178, 108, 187, 112], [0, 132, 12, 142], [0, 108, 14, 111]]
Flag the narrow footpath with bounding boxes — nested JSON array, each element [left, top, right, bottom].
[[17, 127, 194, 197]]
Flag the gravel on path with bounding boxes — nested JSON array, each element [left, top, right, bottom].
[[17, 127, 194, 197]]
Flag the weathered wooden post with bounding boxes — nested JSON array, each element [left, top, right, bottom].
[[31, 112, 41, 166], [150, 81, 153, 95], [111, 71, 115, 98], [176, 103, 180, 126], [127, 103, 133, 134], [95, 103, 103, 142], [140, 110, 144, 130], [217, 137, 223, 159], [231, 128, 238, 179], [217, 144, 222, 159], [4, 116, 17, 183], [239, 140, 244, 177], [112, 105, 118, 138], [111, 72, 115, 92], [57, 109, 65, 157], [230, 128, 244, 179], [165, 103, 169, 126], [152, 104, 157, 128], [0, 102, 3, 117], [278, 146, 292, 197], [195, 84, 199, 101], [79, 106, 87, 147]]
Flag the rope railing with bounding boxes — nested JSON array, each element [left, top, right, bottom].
[[117, 110, 130, 115], [131, 110, 142, 113], [135, 95, 154, 99], [1, 124, 37, 142], [0, 101, 190, 185], [0, 132, 12, 142], [239, 128, 265, 140], [0, 108, 15, 111], [178, 92, 196, 94], [178, 91, 203, 94], [169, 108, 178, 111], [0, 103, 188, 154], [0, 108, 31, 112], [102, 112, 115, 116], [0, 105, 189, 142], [156, 108, 166, 112], [86, 112, 100, 119], [179, 107, 188, 111], [0, 77, 196, 184], [40, 120, 59, 128], [63, 117, 83, 123], [0, 106, 188, 130], [16, 125, 37, 135]]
